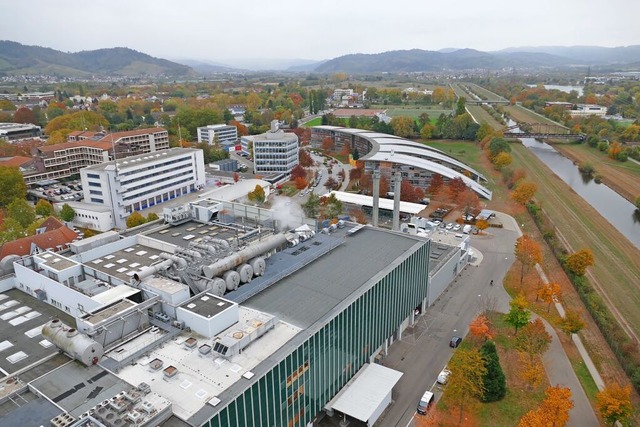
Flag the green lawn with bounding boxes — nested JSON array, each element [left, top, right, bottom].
[[385, 107, 453, 119], [571, 359, 599, 402], [424, 140, 487, 174], [303, 117, 322, 127]]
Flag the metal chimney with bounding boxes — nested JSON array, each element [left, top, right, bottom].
[[392, 172, 401, 231], [372, 170, 380, 227]]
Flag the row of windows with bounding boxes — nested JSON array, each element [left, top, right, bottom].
[[120, 164, 194, 191], [205, 243, 430, 427], [122, 177, 193, 202], [118, 156, 194, 178]]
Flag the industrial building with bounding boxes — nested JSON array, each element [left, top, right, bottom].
[[80, 147, 206, 229], [0, 184, 473, 426], [311, 126, 492, 200]]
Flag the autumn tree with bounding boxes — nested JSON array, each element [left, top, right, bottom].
[[290, 164, 306, 181], [294, 177, 308, 190], [298, 149, 313, 167], [389, 116, 415, 138], [0, 166, 27, 207], [446, 348, 487, 425], [13, 106, 37, 125], [516, 319, 552, 362], [469, 314, 493, 342], [479, 341, 506, 402], [511, 181, 538, 205], [302, 193, 321, 218], [505, 294, 531, 334], [147, 212, 159, 222], [537, 282, 561, 312], [475, 219, 489, 231], [447, 177, 468, 202], [596, 383, 633, 426], [233, 172, 240, 183], [493, 151, 513, 170], [321, 137, 334, 152], [518, 352, 546, 390], [349, 167, 363, 182], [514, 234, 542, 287], [519, 385, 573, 427], [324, 176, 338, 191], [126, 211, 147, 228], [7, 198, 35, 229], [35, 199, 55, 217], [560, 309, 585, 337], [456, 189, 481, 218], [319, 193, 343, 220], [247, 184, 266, 204], [564, 249, 594, 276], [427, 174, 444, 196]]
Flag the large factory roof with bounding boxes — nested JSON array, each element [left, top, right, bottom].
[[328, 190, 427, 214], [244, 226, 425, 329]]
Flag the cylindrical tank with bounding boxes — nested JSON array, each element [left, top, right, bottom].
[[236, 264, 254, 284], [223, 270, 240, 291], [42, 319, 104, 366], [210, 278, 227, 296], [249, 257, 266, 277], [202, 234, 287, 279]]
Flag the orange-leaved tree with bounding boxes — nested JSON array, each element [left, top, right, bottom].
[[596, 383, 633, 426], [519, 385, 573, 427], [515, 319, 552, 362], [559, 309, 585, 337], [447, 348, 487, 425], [294, 177, 308, 190], [564, 249, 594, 276], [469, 314, 493, 342], [511, 181, 538, 205], [536, 282, 562, 312], [517, 352, 546, 390], [514, 234, 543, 288]]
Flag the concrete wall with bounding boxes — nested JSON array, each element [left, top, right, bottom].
[[428, 249, 461, 306], [176, 301, 238, 339]]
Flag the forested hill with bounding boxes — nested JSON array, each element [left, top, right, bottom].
[[0, 41, 194, 77]]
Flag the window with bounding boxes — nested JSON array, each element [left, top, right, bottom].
[[90, 198, 104, 204], [87, 173, 100, 179]]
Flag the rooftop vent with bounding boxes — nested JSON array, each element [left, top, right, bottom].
[[163, 365, 178, 378]]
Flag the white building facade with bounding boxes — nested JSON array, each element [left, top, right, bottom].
[[197, 124, 238, 146], [252, 121, 299, 175], [80, 148, 206, 229]]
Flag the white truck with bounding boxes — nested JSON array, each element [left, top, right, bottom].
[[462, 224, 472, 234]]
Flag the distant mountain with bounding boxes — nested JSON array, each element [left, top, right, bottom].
[[217, 57, 323, 71], [497, 45, 640, 64], [174, 59, 239, 74], [312, 45, 640, 73], [287, 59, 328, 72], [0, 41, 193, 77]]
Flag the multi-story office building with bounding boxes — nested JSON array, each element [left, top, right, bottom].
[[21, 128, 170, 185], [197, 124, 238, 149], [252, 121, 299, 175], [80, 148, 205, 229], [0, 122, 42, 141]]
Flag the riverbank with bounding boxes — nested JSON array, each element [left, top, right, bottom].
[[551, 143, 640, 205]]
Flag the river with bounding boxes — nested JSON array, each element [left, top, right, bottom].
[[520, 137, 640, 248]]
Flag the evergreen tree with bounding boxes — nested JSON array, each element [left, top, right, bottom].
[[479, 341, 506, 402]]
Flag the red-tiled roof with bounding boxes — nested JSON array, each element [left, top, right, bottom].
[[0, 156, 34, 167], [0, 217, 78, 259]]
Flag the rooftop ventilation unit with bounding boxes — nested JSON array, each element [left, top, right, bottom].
[[212, 314, 276, 358]]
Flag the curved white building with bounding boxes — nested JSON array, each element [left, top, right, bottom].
[[311, 125, 491, 199]]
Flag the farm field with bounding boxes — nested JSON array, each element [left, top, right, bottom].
[[510, 143, 640, 343], [372, 104, 453, 119], [464, 82, 509, 102], [503, 104, 568, 132], [465, 104, 505, 130], [554, 142, 640, 204]]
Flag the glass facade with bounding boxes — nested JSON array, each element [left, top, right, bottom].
[[204, 242, 430, 427]]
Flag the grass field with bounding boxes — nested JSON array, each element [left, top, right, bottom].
[[509, 143, 640, 344], [465, 105, 505, 130], [554, 143, 640, 203], [303, 117, 322, 127], [503, 105, 568, 131], [385, 107, 453, 119], [464, 83, 508, 102]]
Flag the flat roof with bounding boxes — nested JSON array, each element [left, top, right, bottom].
[[83, 299, 138, 325], [36, 252, 78, 272], [329, 363, 403, 423], [196, 179, 271, 201], [145, 221, 242, 248], [88, 242, 164, 283], [83, 147, 198, 172], [0, 289, 74, 377], [244, 227, 425, 328], [180, 293, 234, 318], [328, 190, 427, 214]]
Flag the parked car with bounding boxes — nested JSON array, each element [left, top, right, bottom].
[[449, 336, 462, 348], [445, 223, 454, 230], [437, 368, 451, 385], [416, 390, 434, 415], [452, 224, 461, 231]]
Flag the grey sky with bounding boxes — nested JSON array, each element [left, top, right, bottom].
[[1, 0, 638, 66]]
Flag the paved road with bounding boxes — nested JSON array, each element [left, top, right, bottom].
[[377, 216, 598, 427]]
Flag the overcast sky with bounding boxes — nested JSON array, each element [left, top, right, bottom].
[[1, 0, 638, 67]]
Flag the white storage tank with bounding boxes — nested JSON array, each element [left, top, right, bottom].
[[42, 319, 104, 366]]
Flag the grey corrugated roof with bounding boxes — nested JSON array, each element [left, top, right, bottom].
[[244, 227, 422, 328]]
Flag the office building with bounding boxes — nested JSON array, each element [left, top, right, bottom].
[[197, 124, 238, 149], [252, 121, 299, 175]]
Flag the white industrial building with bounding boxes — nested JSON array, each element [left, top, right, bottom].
[[80, 148, 206, 229], [197, 124, 238, 147], [251, 121, 299, 175]]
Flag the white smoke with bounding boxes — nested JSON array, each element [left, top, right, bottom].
[[270, 196, 305, 231]]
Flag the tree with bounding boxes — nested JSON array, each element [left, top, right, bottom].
[[518, 352, 546, 390], [319, 193, 343, 220], [479, 341, 506, 402], [233, 172, 240, 183], [0, 218, 25, 244], [324, 176, 338, 191], [537, 282, 561, 312], [516, 319, 552, 359], [560, 309, 585, 336], [519, 385, 573, 427], [60, 204, 76, 222], [13, 106, 37, 125], [126, 211, 147, 228], [596, 383, 633, 426], [456, 189, 481, 218], [302, 193, 321, 218], [447, 348, 487, 424], [427, 174, 444, 196], [294, 177, 308, 190], [147, 212, 159, 221], [475, 219, 489, 231], [493, 152, 513, 170], [0, 167, 27, 207], [487, 137, 511, 160], [469, 314, 493, 341], [290, 164, 306, 181], [447, 177, 468, 202], [514, 234, 542, 287], [456, 97, 467, 116], [35, 199, 54, 217], [298, 149, 313, 167], [247, 184, 266, 204], [565, 249, 594, 276], [420, 123, 435, 139], [418, 112, 431, 128], [505, 294, 531, 334], [511, 181, 538, 205], [389, 116, 415, 138], [7, 198, 35, 229]]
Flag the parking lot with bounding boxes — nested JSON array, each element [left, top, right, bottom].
[[29, 181, 84, 203]]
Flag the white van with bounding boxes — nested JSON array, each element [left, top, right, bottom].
[[416, 390, 434, 415], [463, 224, 472, 234]]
